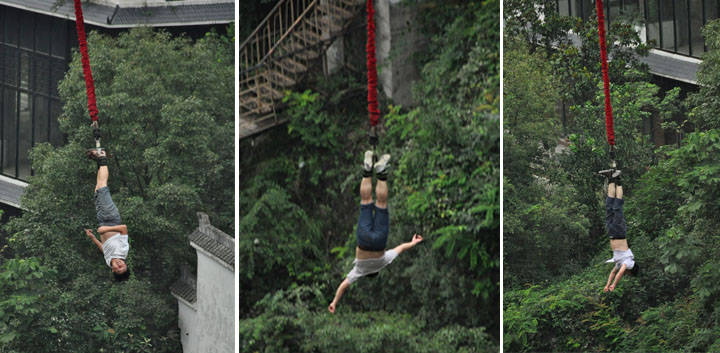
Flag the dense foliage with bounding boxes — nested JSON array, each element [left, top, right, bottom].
[[504, 1, 720, 350], [0, 27, 233, 351], [239, 1, 499, 351]]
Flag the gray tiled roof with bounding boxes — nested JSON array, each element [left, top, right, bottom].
[[0, 0, 233, 28], [189, 227, 234, 268], [0, 177, 26, 208], [170, 276, 197, 305], [641, 50, 700, 84]]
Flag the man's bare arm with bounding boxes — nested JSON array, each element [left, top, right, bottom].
[[604, 267, 617, 292], [85, 229, 103, 253], [328, 278, 350, 314], [98, 224, 128, 235], [392, 234, 423, 255], [610, 264, 627, 291]]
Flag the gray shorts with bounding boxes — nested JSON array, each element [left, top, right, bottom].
[[94, 186, 122, 227]]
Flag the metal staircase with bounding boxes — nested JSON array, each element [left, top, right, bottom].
[[239, 0, 366, 139]]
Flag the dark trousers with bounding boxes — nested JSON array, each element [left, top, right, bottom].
[[356, 203, 390, 251], [605, 197, 627, 239]]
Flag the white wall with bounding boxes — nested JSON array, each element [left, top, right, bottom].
[[177, 301, 199, 353], [195, 252, 234, 353]]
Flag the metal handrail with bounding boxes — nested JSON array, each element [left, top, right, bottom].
[[238, 0, 288, 50], [239, 0, 365, 134]]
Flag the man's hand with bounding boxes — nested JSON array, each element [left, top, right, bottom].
[[86, 229, 103, 252], [609, 284, 616, 291], [603, 284, 609, 292], [328, 302, 337, 314], [411, 234, 423, 244]]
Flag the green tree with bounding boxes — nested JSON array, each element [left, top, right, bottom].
[[3, 27, 233, 352]]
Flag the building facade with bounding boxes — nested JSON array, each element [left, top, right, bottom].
[[559, 0, 719, 57], [556, 0, 712, 146], [0, 0, 233, 207], [171, 212, 234, 353]]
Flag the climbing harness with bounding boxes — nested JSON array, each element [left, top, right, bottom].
[[595, 0, 616, 167], [366, 0, 379, 157], [73, 0, 102, 151]]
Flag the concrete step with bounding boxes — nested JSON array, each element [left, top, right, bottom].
[[280, 40, 319, 61], [273, 57, 308, 74], [304, 14, 344, 33], [317, 2, 354, 19], [268, 69, 297, 88], [292, 25, 324, 44]]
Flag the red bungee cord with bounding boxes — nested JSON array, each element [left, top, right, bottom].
[[367, 0, 379, 128], [73, 0, 99, 123], [595, 0, 615, 146]]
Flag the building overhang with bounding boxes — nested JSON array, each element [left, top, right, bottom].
[[0, 0, 234, 28], [0, 175, 27, 209], [641, 49, 701, 85]]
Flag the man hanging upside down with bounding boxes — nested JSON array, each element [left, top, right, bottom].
[[328, 151, 423, 314], [599, 168, 638, 292], [84, 149, 131, 281]]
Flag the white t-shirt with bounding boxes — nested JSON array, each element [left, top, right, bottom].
[[606, 249, 634, 270], [346, 250, 398, 284], [102, 234, 129, 267]]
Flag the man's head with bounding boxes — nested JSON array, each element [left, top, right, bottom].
[[111, 258, 130, 282], [628, 262, 639, 276]]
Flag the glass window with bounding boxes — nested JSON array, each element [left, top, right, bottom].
[[2, 46, 18, 87], [51, 18, 67, 58], [623, 0, 640, 14], [559, 0, 571, 17], [3, 88, 17, 177], [609, 0, 622, 22], [19, 12, 34, 50], [4, 7, 18, 47], [36, 17, 51, 54], [35, 55, 50, 95], [705, 0, 719, 21], [34, 95, 49, 144], [573, 0, 593, 19], [18, 92, 31, 180], [689, 0, 704, 55], [676, 0, 690, 55], [647, 0, 662, 46], [20, 51, 32, 90], [0, 7, 5, 44], [660, 0, 676, 51], [50, 57, 65, 98], [49, 100, 63, 147]]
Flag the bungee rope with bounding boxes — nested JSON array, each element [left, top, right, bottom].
[[73, 0, 102, 150], [595, 0, 616, 165], [366, 0, 379, 151]]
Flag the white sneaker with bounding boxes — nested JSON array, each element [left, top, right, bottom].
[[363, 150, 374, 172], [374, 154, 391, 174]]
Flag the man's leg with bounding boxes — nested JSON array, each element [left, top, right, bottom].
[[96, 165, 109, 192], [373, 153, 391, 210], [360, 176, 373, 205], [375, 179, 388, 209]]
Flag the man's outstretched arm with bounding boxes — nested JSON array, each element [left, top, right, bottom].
[[392, 234, 423, 255], [85, 229, 103, 253], [328, 278, 351, 314]]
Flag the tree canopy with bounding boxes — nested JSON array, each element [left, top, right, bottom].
[[239, 1, 499, 351], [0, 26, 233, 352], [504, 2, 720, 350]]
